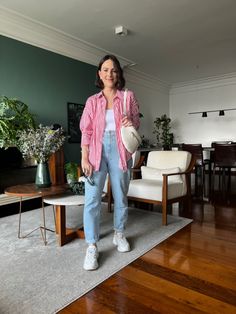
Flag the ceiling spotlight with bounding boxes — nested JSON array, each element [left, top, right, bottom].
[[115, 25, 128, 36], [219, 110, 225, 116], [202, 112, 207, 118]]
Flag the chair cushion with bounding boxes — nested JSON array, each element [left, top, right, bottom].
[[141, 166, 183, 183], [128, 179, 186, 201], [147, 151, 191, 172]]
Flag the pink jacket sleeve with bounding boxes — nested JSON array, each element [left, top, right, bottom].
[[80, 98, 93, 146]]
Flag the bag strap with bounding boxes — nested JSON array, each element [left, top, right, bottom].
[[123, 88, 128, 115]]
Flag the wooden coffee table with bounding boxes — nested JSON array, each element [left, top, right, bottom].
[[4, 183, 74, 246]]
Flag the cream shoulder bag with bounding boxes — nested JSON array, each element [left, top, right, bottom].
[[120, 89, 142, 154]]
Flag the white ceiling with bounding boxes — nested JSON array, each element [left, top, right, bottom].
[[1, 0, 236, 84]]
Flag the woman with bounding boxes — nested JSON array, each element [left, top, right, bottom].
[[80, 54, 140, 270]]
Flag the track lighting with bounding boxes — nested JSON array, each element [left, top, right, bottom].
[[189, 108, 236, 117]]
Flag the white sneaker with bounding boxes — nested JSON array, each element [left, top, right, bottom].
[[113, 232, 130, 252], [83, 245, 99, 270]]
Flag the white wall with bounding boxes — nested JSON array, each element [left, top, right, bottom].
[[125, 70, 170, 145], [170, 75, 236, 147]]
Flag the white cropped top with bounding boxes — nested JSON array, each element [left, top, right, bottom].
[[104, 109, 116, 131]]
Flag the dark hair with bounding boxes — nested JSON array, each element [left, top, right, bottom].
[[95, 54, 125, 90]]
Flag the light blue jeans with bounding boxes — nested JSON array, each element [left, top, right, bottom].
[[84, 131, 132, 244]]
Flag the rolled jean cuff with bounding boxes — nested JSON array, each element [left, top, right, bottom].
[[86, 238, 99, 244], [114, 228, 125, 233]]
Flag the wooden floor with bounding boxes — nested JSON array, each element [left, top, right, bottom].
[[59, 191, 236, 314]]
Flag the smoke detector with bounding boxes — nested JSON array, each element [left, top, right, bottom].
[[115, 25, 128, 36]]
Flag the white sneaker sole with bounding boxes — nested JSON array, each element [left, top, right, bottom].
[[83, 263, 98, 271]]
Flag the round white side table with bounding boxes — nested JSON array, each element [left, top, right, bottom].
[[43, 192, 85, 246]]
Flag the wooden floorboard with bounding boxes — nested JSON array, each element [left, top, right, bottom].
[[131, 259, 236, 306], [58, 192, 236, 314]]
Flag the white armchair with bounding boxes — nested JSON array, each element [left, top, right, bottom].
[[127, 151, 195, 225]]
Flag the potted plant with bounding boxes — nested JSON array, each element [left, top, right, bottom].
[[140, 135, 150, 148], [64, 162, 85, 194], [0, 96, 36, 149], [153, 114, 173, 150], [64, 162, 78, 184]]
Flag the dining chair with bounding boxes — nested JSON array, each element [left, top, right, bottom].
[[210, 141, 233, 187], [211, 140, 232, 147], [182, 144, 211, 197], [212, 143, 236, 196]]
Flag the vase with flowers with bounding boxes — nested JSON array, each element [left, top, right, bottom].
[[17, 124, 66, 188]]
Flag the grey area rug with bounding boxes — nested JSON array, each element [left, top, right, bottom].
[[0, 203, 192, 314]]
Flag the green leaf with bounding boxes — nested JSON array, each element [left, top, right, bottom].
[[0, 96, 37, 148]]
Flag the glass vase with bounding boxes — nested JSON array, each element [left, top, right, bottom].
[[35, 161, 51, 188]]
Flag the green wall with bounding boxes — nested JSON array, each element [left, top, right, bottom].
[[0, 35, 98, 163]]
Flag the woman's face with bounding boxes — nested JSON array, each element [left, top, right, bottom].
[[99, 59, 118, 89]]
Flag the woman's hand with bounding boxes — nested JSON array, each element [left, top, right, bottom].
[[81, 145, 93, 177], [81, 159, 93, 177], [121, 115, 133, 127]]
